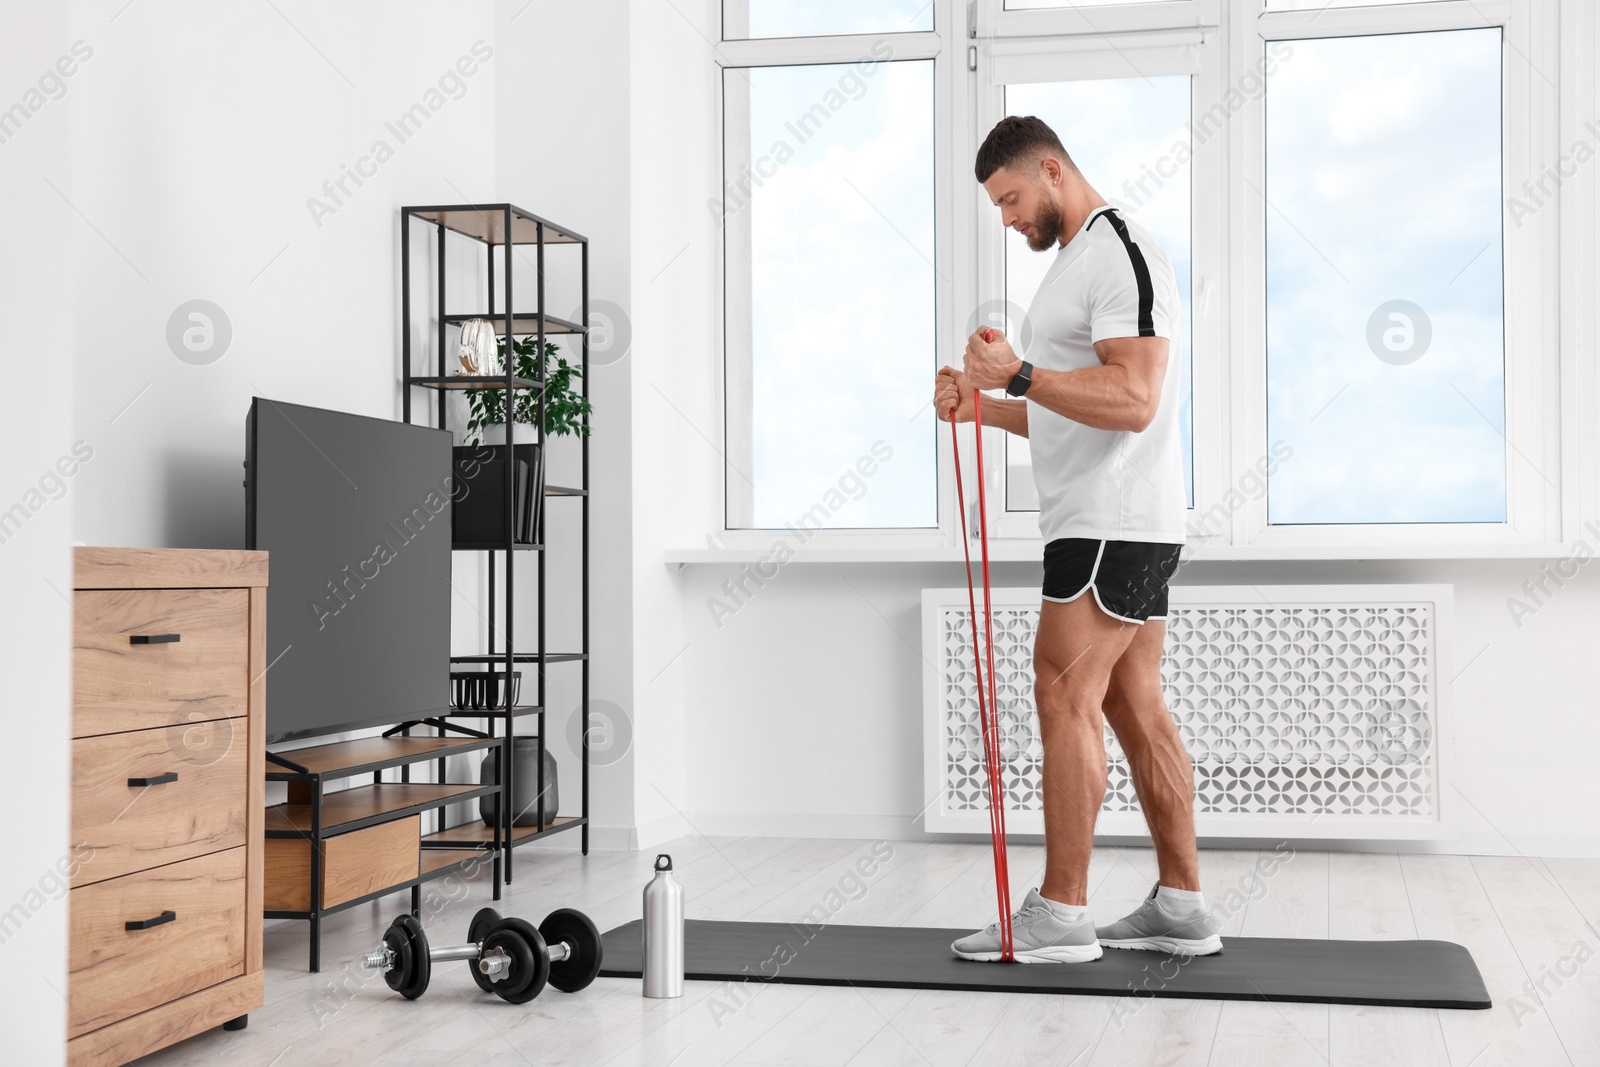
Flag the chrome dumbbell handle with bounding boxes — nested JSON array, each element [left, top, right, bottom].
[[430, 944, 483, 965], [548, 940, 571, 964], [361, 940, 513, 971], [360, 945, 395, 971], [478, 945, 513, 981]]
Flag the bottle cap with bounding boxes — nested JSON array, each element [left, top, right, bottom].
[[655, 854, 673, 872]]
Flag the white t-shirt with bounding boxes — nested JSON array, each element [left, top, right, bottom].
[[1021, 204, 1186, 545]]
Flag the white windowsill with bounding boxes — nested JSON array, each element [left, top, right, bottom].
[[665, 541, 1581, 565]]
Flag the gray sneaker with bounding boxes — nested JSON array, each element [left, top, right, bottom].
[[951, 888, 1102, 963], [1095, 883, 1223, 956]]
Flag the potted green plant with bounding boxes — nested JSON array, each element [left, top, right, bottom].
[[464, 334, 593, 446], [453, 334, 592, 546]]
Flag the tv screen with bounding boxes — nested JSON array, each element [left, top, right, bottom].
[[245, 398, 452, 742]]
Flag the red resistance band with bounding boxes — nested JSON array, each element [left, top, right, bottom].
[[949, 328, 1015, 962]]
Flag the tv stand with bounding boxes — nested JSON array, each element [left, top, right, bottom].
[[264, 732, 567, 972]]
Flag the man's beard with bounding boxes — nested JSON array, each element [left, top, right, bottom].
[[1027, 200, 1062, 252]]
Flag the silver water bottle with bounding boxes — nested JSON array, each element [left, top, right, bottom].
[[642, 853, 684, 998]]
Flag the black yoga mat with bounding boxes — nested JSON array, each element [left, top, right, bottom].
[[599, 919, 1490, 1009]]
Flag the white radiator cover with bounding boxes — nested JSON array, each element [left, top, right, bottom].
[[922, 584, 1454, 840]]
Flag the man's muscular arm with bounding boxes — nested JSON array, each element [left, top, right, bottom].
[[961, 329, 1168, 433]]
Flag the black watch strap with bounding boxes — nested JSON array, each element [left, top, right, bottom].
[[1006, 360, 1034, 397]]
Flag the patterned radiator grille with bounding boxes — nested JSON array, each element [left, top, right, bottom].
[[935, 599, 1439, 826]]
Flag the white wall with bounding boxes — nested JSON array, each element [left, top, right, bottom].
[[66, 0, 498, 548], [626, 0, 722, 847], [677, 556, 1600, 858], [0, 6, 75, 1055], [493, 0, 637, 844]]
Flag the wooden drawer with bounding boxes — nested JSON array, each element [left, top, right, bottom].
[[68, 848, 247, 1039], [73, 588, 249, 738], [72, 722, 248, 886], [264, 816, 420, 911]]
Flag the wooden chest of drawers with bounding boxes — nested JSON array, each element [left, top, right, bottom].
[[68, 548, 266, 1067]]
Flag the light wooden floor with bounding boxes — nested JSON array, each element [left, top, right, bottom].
[[137, 837, 1600, 1067]]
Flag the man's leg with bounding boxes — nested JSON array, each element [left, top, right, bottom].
[[1101, 618, 1201, 891], [1034, 595, 1141, 906]]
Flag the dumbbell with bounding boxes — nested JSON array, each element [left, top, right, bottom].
[[360, 906, 604, 1003]]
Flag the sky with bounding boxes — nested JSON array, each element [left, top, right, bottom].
[[736, 59, 938, 529], [1265, 28, 1504, 525]]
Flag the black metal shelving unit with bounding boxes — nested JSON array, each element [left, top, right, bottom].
[[264, 735, 507, 972], [399, 204, 591, 890]]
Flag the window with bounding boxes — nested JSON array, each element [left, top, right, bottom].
[[1267, 0, 1455, 9], [1001, 76, 1195, 511], [1264, 28, 1505, 525], [722, 56, 938, 529], [703, 1, 1564, 559], [1007, 0, 1167, 8], [723, 0, 933, 40]]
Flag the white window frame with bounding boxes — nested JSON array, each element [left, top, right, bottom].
[[713, 20, 958, 553], [971, 19, 1222, 540], [686, 0, 1584, 565], [1228, 0, 1564, 552]]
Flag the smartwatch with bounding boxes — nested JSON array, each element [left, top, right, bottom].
[[1005, 360, 1034, 397]]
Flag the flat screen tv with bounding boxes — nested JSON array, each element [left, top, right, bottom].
[[245, 397, 452, 742]]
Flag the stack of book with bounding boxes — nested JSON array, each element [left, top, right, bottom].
[[451, 442, 543, 545]]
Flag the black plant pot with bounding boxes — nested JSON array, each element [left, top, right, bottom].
[[451, 442, 543, 547], [480, 737, 560, 828]]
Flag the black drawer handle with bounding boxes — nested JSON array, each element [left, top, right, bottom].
[[128, 772, 178, 788], [130, 633, 181, 645], [125, 910, 176, 931]]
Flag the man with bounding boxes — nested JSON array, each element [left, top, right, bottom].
[[937, 116, 1220, 963]]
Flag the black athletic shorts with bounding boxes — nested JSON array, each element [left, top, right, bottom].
[[1041, 538, 1183, 624]]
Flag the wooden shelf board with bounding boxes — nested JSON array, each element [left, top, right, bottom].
[[267, 735, 496, 778], [419, 848, 488, 876], [450, 652, 585, 664], [265, 783, 487, 833], [407, 375, 542, 392], [443, 312, 587, 335], [406, 204, 585, 245], [422, 815, 581, 846]]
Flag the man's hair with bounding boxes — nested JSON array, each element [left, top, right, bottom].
[[974, 115, 1073, 183]]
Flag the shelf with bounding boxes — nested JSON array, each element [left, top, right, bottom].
[[405, 204, 586, 245], [451, 653, 586, 665], [266, 735, 501, 780], [398, 199, 591, 915], [407, 374, 542, 392], [435, 704, 544, 720], [419, 848, 489, 876], [422, 816, 585, 849], [265, 783, 497, 837], [443, 312, 587, 336]]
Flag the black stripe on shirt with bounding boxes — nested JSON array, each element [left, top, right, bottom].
[[1087, 207, 1156, 337]]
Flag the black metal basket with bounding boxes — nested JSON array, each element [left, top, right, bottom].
[[449, 670, 521, 710]]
